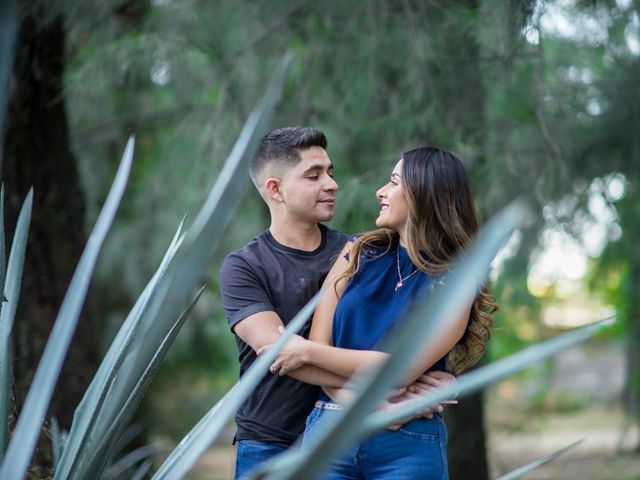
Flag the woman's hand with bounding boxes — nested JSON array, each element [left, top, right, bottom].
[[407, 371, 459, 405], [257, 326, 311, 376], [381, 390, 438, 431], [381, 371, 458, 430]]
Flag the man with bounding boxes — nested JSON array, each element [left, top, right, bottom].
[[220, 127, 450, 479], [220, 127, 347, 479]]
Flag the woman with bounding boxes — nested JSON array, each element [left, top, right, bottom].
[[262, 146, 497, 479]]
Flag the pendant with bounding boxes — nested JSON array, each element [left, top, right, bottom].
[[395, 281, 403, 291]]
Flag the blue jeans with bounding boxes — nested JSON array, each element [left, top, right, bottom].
[[234, 440, 288, 480], [303, 406, 448, 479]]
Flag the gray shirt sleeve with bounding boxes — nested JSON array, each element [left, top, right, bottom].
[[219, 253, 275, 331]]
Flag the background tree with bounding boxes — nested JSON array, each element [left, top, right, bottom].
[[1, 4, 94, 473]]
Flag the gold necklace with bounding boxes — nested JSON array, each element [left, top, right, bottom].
[[395, 248, 419, 291]]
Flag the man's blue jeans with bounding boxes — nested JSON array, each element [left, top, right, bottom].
[[234, 440, 287, 480], [303, 405, 449, 479]]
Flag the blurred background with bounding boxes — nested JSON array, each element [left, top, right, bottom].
[[2, 0, 640, 478]]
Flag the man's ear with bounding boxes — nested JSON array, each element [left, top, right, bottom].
[[264, 177, 284, 203]]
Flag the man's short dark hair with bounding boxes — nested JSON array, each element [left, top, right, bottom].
[[250, 127, 328, 188]]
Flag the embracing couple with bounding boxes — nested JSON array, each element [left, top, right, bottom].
[[219, 127, 496, 479]]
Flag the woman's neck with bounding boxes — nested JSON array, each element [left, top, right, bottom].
[[398, 229, 408, 248]]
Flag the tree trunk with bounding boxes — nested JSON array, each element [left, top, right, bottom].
[[621, 191, 640, 449], [424, 1, 491, 477], [2, 7, 97, 475], [446, 391, 490, 480]]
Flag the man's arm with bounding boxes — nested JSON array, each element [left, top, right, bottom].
[[233, 310, 347, 388], [219, 253, 347, 388]]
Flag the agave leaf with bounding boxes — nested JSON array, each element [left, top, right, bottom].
[[0, 186, 6, 460], [128, 458, 153, 480], [65, 52, 289, 480], [362, 317, 615, 433], [151, 290, 321, 480], [0, 186, 6, 303], [496, 438, 584, 480], [253, 200, 528, 480], [109, 422, 144, 465], [51, 418, 63, 470], [0, 139, 134, 480], [0, 0, 17, 140], [135, 51, 294, 373], [81, 286, 206, 479], [55, 219, 185, 480], [67, 53, 291, 480], [101, 443, 164, 480], [0, 189, 32, 461]]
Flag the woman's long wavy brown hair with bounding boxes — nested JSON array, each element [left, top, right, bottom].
[[337, 146, 497, 373]]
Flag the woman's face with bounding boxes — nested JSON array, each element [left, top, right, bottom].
[[375, 159, 409, 235]]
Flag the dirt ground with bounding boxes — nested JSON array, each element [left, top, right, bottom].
[[487, 340, 640, 479], [487, 404, 640, 479]]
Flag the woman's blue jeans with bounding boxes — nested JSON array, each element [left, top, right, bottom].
[[303, 405, 449, 479]]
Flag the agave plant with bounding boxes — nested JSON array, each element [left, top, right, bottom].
[[243, 200, 615, 480], [243, 200, 528, 479], [0, 22, 615, 477], [151, 197, 614, 480], [150, 289, 322, 480], [496, 439, 584, 480], [0, 52, 292, 480], [0, 188, 33, 463]]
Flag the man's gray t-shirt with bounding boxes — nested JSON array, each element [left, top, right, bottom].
[[220, 224, 348, 446]]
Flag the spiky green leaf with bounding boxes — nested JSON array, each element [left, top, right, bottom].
[[55, 220, 185, 480], [60, 50, 290, 480], [363, 318, 614, 433], [151, 289, 320, 480], [50, 418, 63, 471], [0, 189, 32, 461], [253, 200, 528, 480], [0, 186, 6, 306], [0, 138, 133, 480], [496, 438, 584, 480], [128, 458, 153, 480], [81, 286, 205, 478], [102, 443, 164, 480]]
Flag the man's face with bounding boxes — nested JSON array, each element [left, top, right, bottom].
[[279, 146, 338, 223]]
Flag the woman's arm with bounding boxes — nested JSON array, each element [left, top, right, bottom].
[[269, 305, 470, 385], [269, 334, 388, 379], [309, 251, 473, 387], [396, 303, 471, 387]]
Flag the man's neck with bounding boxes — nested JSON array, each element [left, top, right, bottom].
[[269, 220, 322, 251]]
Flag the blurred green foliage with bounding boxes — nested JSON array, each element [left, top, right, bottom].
[[37, 0, 639, 439]]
